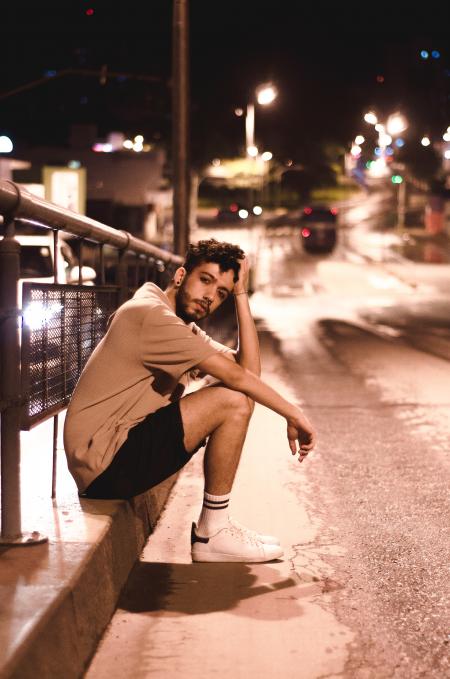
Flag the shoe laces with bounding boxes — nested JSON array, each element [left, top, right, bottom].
[[226, 517, 262, 545]]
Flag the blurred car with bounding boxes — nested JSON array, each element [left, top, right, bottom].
[[216, 203, 263, 222], [2, 232, 96, 333], [16, 233, 96, 287], [0, 232, 98, 361], [300, 205, 338, 254], [17, 234, 72, 284]]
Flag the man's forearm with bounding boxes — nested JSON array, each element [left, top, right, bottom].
[[198, 352, 295, 420], [233, 364, 296, 419], [234, 292, 261, 376], [197, 352, 316, 453]]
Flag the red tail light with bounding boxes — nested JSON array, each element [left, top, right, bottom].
[[301, 228, 311, 238], [303, 206, 313, 215]]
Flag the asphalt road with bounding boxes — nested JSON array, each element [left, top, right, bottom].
[[248, 216, 450, 677], [252, 306, 450, 677], [197, 208, 450, 676]]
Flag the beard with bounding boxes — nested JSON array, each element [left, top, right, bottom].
[[175, 282, 210, 323]]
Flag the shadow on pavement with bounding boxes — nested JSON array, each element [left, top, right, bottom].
[[118, 561, 307, 620]]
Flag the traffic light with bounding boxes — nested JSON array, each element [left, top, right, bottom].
[[391, 174, 403, 184]]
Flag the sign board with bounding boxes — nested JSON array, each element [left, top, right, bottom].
[[43, 166, 86, 215]]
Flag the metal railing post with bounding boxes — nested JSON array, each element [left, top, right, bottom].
[[0, 222, 47, 545], [117, 249, 129, 305], [51, 230, 59, 500]]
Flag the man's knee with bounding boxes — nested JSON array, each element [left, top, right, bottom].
[[220, 387, 253, 420]]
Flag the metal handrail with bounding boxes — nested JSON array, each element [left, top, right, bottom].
[[0, 180, 182, 545], [0, 180, 181, 262]]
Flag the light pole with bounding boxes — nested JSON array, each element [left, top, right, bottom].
[[240, 83, 277, 209], [246, 103, 256, 154], [260, 150, 273, 206], [172, 0, 190, 256], [245, 82, 278, 157]]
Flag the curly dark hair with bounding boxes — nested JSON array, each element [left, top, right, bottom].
[[183, 238, 245, 283]]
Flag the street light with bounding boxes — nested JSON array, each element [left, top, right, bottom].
[[364, 110, 409, 233], [255, 83, 278, 106], [237, 82, 277, 210], [0, 135, 13, 153], [363, 109, 408, 175], [245, 82, 278, 156], [386, 113, 407, 137]]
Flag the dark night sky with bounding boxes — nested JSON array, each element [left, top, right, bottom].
[[2, 1, 450, 164]]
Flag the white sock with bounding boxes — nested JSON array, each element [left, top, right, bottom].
[[196, 491, 231, 537]]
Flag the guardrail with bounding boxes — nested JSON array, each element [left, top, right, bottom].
[[0, 180, 182, 545]]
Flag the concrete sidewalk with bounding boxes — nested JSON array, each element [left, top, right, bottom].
[[0, 414, 179, 679]]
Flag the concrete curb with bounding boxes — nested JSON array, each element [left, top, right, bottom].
[[0, 475, 177, 679]]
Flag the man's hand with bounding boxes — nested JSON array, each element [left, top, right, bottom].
[[286, 408, 316, 463], [234, 255, 250, 294], [196, 354, 317, 462]]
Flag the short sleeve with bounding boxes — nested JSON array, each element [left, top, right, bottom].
[[190, 323, 236, 357], [140, 304, 218, 380]]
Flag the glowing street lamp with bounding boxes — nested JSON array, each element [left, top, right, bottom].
[[246, 82, 278, 156], [386, 112, 407, 136], [364, 111, 378, 126], [255, 83, 278, 106], [0, 135, 13, 153], [364, 110, 408, 171]]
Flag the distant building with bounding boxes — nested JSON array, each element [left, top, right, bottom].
[[10, 125, 171, 242]]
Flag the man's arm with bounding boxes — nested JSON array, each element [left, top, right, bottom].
[[233, 256, 261, 376], [196, 352, 316, 460]]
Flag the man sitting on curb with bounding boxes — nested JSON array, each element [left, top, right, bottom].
[[64, 238, 316, 563]]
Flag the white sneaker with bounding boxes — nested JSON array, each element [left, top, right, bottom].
[[191, 521, 284, 563], [228, 517, 280, 545]]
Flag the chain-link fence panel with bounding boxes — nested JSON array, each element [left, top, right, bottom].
[[21, 283, 119, 429]]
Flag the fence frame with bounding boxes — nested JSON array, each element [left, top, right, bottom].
[[0, 180, 182, 545]]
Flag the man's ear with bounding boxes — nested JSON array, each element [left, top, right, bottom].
[[174, 266, 187, 287]]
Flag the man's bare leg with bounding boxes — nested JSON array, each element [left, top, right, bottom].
[[180, 385, 283, 561], [179, 385, 252, 494]]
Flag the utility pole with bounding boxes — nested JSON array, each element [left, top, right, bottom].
[[172, 0, 190, 256], [397, 179, 406, 233]]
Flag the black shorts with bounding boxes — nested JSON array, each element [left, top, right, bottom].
[[82, 400, 203, 500]]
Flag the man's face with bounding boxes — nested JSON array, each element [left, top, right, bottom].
[[175, 261, 235, 323]]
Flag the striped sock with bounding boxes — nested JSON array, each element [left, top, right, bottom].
[[196, 491, 231, 537]]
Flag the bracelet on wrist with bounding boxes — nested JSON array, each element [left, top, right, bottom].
[[233, 290, 248, 296]]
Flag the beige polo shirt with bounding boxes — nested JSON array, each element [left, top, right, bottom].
[[63, 283, 232, 492]]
